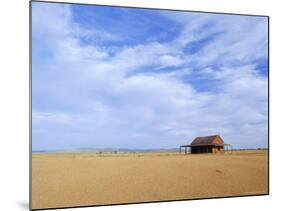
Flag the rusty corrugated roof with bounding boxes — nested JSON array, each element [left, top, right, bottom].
[[191, 135, 224, 146]]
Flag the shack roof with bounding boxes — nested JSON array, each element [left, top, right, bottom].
[[190, 135, 224, 146]]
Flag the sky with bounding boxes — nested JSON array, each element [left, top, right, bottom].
[[32, 2, 268, 151]]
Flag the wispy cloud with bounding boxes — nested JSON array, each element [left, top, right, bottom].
[[32, 2, 268, 151]]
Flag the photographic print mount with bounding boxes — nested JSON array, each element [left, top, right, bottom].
[[30, 0, 269, 210]]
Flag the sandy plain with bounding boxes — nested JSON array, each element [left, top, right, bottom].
[[32, 150, 268, 209]]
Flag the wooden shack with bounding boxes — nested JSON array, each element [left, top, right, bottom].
[[180, 135, 230, 154]]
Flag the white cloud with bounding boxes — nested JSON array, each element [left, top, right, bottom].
[[33, 111, 76, 126], [157, 54, 185, 68]]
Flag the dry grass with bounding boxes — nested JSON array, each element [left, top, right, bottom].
[[32, 150, 268, 209]]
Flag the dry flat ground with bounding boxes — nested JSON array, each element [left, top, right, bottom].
[[32, 150, 268, 209]]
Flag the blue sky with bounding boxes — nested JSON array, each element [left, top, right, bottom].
[[32, 2, 268, 151]]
